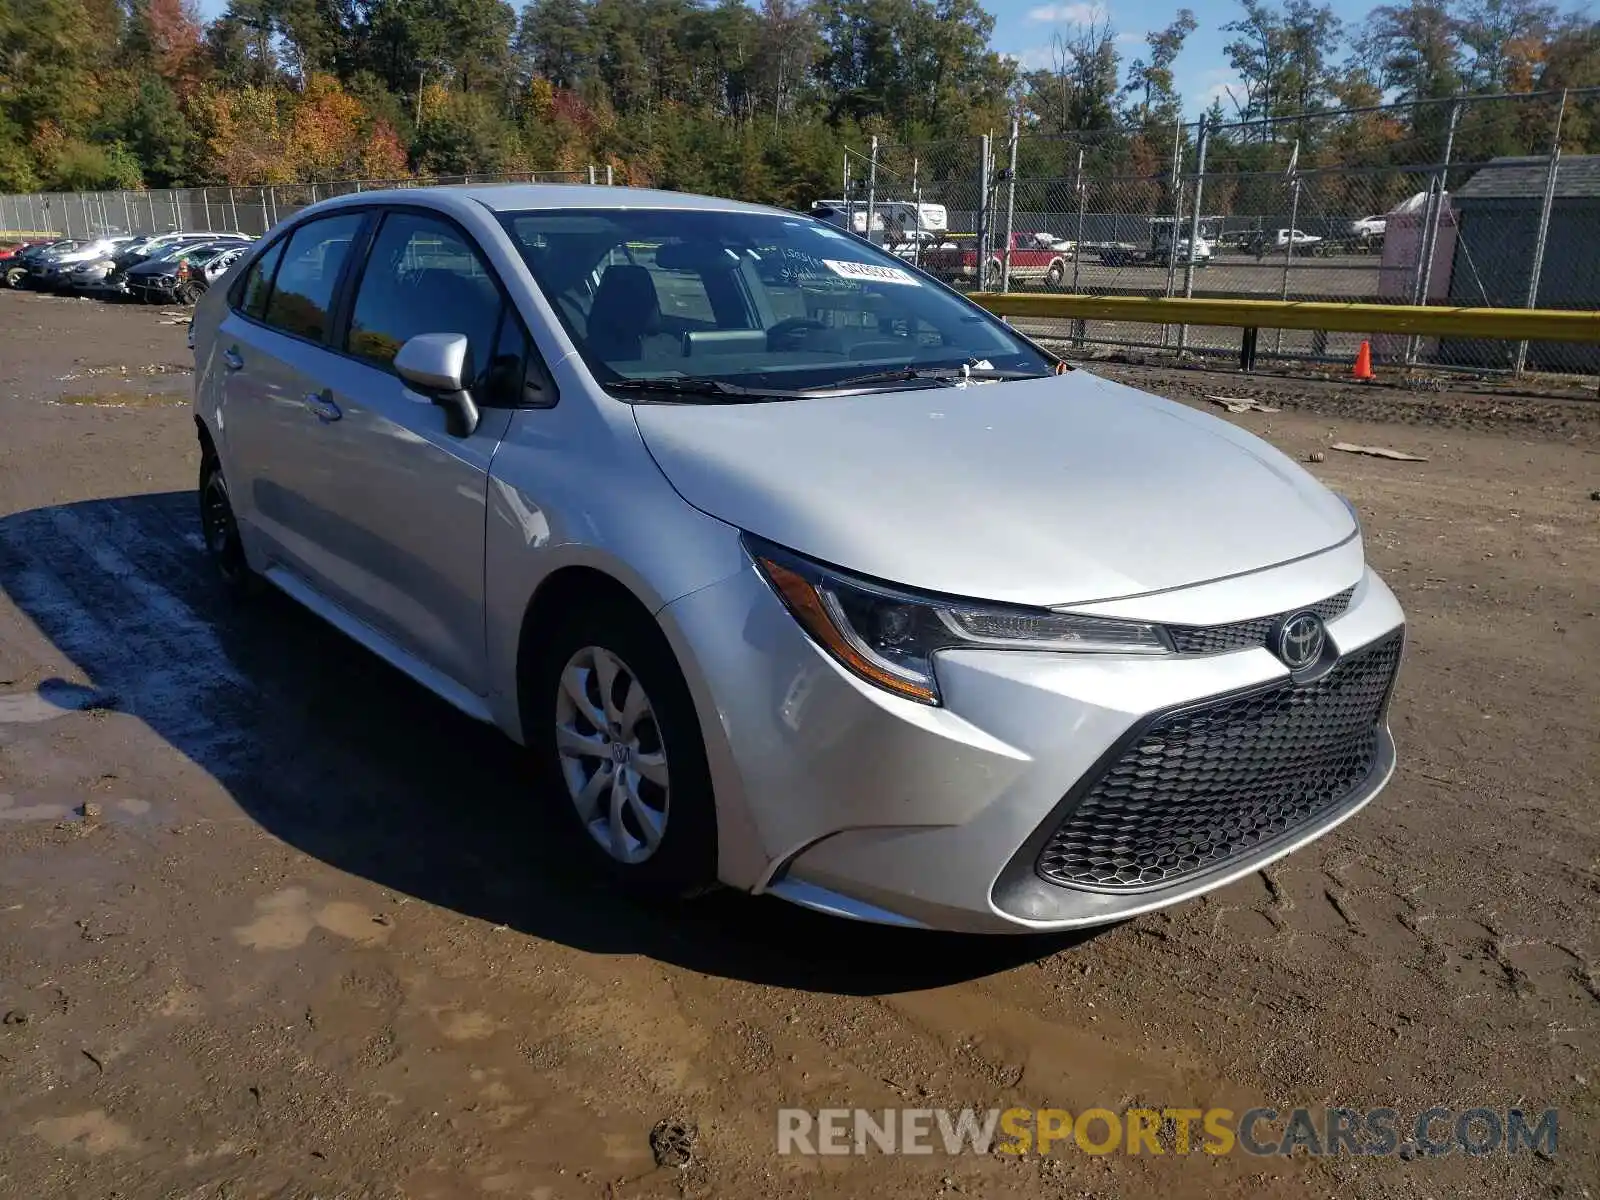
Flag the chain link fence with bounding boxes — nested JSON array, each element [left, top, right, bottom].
[[6, 92, 1600, 378], [842, 89, 1600, 378], [0, 168, 610, 242]]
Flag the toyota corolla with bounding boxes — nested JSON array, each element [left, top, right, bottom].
[[189, 185, 1405, 933]]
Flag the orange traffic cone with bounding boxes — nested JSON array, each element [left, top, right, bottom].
[[1352, 341, 1374, 381]]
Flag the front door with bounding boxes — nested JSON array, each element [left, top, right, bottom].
[[288, 209, 525, 695]]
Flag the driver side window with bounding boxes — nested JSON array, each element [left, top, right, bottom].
[[345, 212, 504, 386]]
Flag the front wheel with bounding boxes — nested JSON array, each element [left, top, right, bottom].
[[528, 598, 717, 897], [1046, 261, 1065, 287]]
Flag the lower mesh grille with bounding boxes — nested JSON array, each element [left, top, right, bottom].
[[1036, 631, 1402, 892]]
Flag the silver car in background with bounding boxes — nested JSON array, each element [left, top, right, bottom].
[[189, 185, 1405, 933]]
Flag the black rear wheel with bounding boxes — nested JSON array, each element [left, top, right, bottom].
[[199, 454, 259, 596]]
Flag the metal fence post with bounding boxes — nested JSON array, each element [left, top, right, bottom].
[[1070, 148, 1087, 344], [1275, 149, 1302, 355], [865, 135, 878, 246], [606, 164, 614, 186], [1178, 118, 1212, 353], [146, 190, 156, 231], [1164, 121, 1184, 300], [1162, 121, 1186, 348], [911, 155, 921, 267], [1000, 114, 1018, 292], [842, 152, 851, 236], [976, 133, 991, 292], [1515, 89, 1568, 376], [228, 187, 239, 232]]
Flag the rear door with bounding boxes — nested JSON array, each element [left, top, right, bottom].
[[213, 211, 368, 582], [289, 207, 536, 694]]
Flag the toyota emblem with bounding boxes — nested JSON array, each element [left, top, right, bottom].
[[1274, 612, 1327, 670]]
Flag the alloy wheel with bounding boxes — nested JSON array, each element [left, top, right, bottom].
[[554, 645, 670, 865]]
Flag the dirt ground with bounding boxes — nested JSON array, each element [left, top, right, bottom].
[[0, 288, 1595, 1200]]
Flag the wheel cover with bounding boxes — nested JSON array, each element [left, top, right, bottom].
[[554, 645, 670, 865]]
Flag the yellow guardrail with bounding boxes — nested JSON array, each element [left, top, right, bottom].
[[966, 292, 1600, 344]]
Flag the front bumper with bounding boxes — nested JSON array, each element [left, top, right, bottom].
[[660, 552, 1405, 934], [128, 279, 176, 301]]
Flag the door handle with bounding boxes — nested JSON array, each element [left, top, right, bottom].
[[304, 389, 342, 423], [222, 346, 244, 372]]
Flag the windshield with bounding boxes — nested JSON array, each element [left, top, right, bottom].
[[497, 208, 1054, 396]]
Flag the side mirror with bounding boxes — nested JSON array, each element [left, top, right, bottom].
[[395, 333, 479, 437]]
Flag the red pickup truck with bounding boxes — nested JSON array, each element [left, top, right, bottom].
[[920, 233, 1071, 287]]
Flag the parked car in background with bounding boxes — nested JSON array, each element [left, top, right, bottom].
[[67, 255, 121, 290], [921, 232, 1075, 286], [127, 240, 250, 303], [1348, 214, 1387, 242], [30, 235, 134, 288], [6, 239, 80, 288], [1097, 235, 1214, 268], [1251, 228, 1323, 257], [104, 232, 252, 297], [189, 184, 1405, 933], [195, 244, 251, 291]]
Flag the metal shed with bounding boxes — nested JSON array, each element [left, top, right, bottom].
[[1441, 153, 1600, 374]]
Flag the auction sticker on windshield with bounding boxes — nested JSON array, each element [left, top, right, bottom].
[[823, 259, 920, 286]]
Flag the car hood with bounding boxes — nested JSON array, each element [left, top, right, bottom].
[[632, 371, 1357, 607]]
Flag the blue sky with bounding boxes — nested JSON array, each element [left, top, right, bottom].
[[990, 0, 1352, 120]]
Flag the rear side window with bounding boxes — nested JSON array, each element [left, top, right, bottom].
[[239, 240, 284, 319], [261, 213, 364, 342], [345, 211, 503, 381]]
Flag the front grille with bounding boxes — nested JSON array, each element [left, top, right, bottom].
[[1036, 631, 1401, 891], [1167, 586, 1355, 655]]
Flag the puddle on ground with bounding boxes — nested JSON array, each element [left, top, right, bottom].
[[0, 794, 158, 824], [0, 681, 119, 723]]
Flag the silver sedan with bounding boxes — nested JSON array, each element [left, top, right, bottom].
[[189, 185, 1405, 933]]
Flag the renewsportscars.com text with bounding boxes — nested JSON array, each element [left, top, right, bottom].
[[776, 1106, 1558, 1158]]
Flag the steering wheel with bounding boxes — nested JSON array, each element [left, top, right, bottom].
[[766, 317, 830, 349]]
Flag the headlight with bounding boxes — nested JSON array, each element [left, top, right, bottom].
[[747, 536, 1171, 705]]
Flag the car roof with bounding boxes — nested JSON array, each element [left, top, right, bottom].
[[312, 183, 789, 219]]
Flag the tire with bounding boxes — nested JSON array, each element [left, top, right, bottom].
[[198, 452, 260, 597], [527, 596, 717, 898], [1046, 261, 1065, 287], [4, 266, 26, 289]]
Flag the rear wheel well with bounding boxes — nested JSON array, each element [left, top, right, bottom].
[[515, 567, 661, 736], [195, 416, 216, 460]]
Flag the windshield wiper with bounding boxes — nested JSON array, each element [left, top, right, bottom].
[[804, 364, 1054, 394], [604, 376, 804, 402]]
